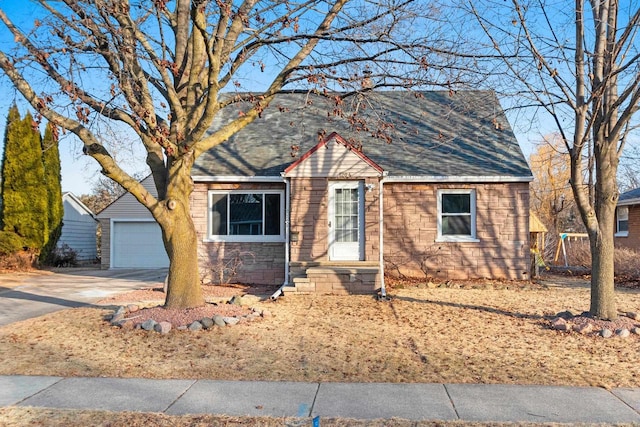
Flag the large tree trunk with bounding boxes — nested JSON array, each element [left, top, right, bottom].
[[588, 146, 619, 319], [589, 228, 616, 320], [157, 159, 204, 310]]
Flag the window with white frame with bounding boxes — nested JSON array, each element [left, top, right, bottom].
[[616, 206, 629, 236], [208, 190, 284, 241], [437, 189, 478, 242]]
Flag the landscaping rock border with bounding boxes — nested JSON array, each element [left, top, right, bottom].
[[106, 301, 272, 334], [549, 310, 640, 338]]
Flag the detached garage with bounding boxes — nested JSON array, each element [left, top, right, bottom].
[[110, 220, 169, 268], [98, 176, 170, 269]]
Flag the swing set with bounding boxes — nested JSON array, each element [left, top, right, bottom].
[[554, 233, 589, 266]]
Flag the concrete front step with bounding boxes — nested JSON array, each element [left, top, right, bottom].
[[287, 265, 381, 295]]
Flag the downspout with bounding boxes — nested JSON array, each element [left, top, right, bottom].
[[271, 174, 291, 300], [379, 172, 388, 299]]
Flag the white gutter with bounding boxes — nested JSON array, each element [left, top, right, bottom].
[[271, 174, 291, 300], [618, 198, 640, 206], [383, 175, 533, 183], [191, 175, 284, 182], [378, 172, 388, 299]]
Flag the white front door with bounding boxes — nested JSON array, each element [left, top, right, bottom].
[[328, 181, 364, 261]]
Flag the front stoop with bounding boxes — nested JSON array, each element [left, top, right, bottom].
[[286, 262, 380, 295]]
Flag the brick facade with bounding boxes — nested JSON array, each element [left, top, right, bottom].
[[191, 182, 286, 285], [192, 179, 531, 286], [288, 177, 380, 263], [615, 204, 640, 251], [383, 182, 530, 280]]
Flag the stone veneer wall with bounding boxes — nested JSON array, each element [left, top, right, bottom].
[[99, 218, 110, 269], [288, 177, 380, 263], [616, 204, 640, 251], [191, 182, 286, 285], [383, 182, 530, 280]]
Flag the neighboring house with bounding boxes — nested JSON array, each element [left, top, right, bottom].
[[97, 175, 169, 269], [615, 187, 640, 250], [190, 90, 533, 295], [58, 192, 99, 262]]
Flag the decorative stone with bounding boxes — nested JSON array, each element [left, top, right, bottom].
[[119, 320, 135, 331], [223, 316, 240, 325], [201, 317, 214, 329], [573, 323, 593, 334], [261, 309, 272, 318], [600, 328, 613, 338], [141, 319, 158, 331], [177, 326, 187, 331], [127, 304, 139, 313], [551, 317, 569, 331], [110, 312, 125, 325], [626, 312, 640, 321], [213, 315, 226, 327], [632, 327, 640, 335], [616, 328, 630, 338], [188, 321, 203, 331], [154, 321, 172, 334]]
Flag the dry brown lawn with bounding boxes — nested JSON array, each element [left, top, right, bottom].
[[1, 275, 640, 426], [1, 277, 639, 387], [4, 407, 630, 427]]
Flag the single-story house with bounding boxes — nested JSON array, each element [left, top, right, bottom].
[[58, 192, 98, 262], [97, 176, 169, 269], [615, 187, 640, 250], [191, 90, 533, 295]]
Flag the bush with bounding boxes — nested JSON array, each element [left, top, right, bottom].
[[200, 249, 255, 285], [0, 250, 37, 271], [0, 230, 25, 255], [50, 244, 78, 267], [555, 239, 640, 279]]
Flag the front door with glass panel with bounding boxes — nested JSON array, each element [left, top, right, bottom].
[[328, 181, 363, 261]]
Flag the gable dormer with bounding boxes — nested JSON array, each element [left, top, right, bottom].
[[284, 132, 383, 178]]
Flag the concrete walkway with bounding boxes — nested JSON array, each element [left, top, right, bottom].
[[2, 375, 640, 423]]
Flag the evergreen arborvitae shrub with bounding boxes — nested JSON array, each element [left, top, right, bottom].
[[0, 105, 20, 227], [0, 108, 49, 250], [40, 123, 63, 264], [0, 230, 25, 255]]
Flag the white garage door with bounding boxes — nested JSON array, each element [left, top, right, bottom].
[[111, 221, 170, 268]]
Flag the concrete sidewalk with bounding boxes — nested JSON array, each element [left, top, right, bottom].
[[2, 375, 640, 423]]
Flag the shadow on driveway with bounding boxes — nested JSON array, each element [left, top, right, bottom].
[[0, 286, 93, 309]]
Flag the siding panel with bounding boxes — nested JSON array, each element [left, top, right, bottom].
[[286, 139, 381, 178]]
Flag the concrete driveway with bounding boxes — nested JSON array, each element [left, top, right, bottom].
[[0, 268, 167, 326]]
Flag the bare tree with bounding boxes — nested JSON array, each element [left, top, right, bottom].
[[529, 134, 582, 234], [460, 0, 640, 319], [618, 146, 640, 192], [79, 173, 144, 214], [0, 0, 457, 309]]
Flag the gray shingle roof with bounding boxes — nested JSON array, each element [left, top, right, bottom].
[[619, 187, 640, 204], [193, 91, 532, 179]]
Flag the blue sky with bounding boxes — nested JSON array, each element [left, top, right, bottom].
[[0, 1, 548, 196]]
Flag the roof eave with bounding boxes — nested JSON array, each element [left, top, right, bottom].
[[383, 175, 534, 183], [618, 197, 640, 206], [191, 175, 285, 182]]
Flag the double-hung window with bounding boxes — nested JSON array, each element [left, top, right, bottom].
[[208, 190, 284, 242], [437, 189, 478, 242], [616, 206, 629, 237]]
